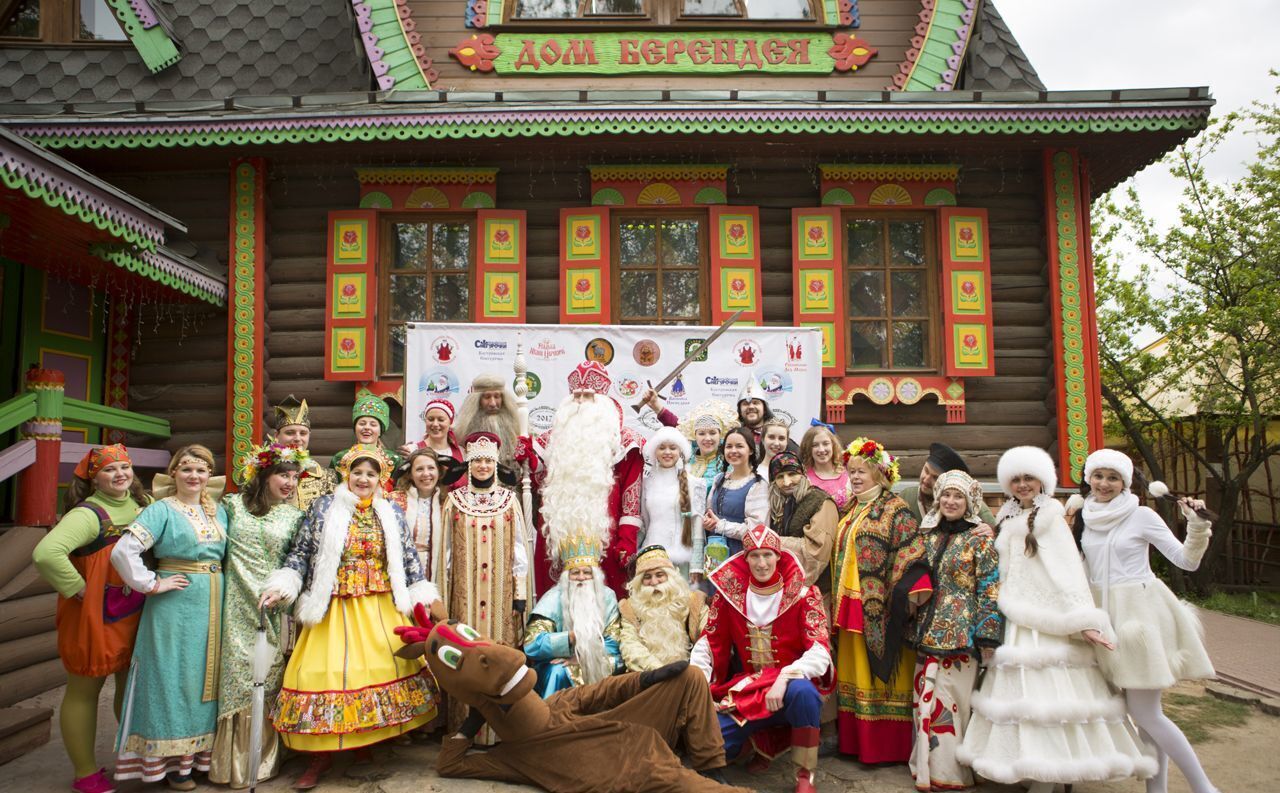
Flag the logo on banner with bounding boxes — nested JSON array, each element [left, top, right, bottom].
[[517, 372, 542, 399], [474, 338, 509, 362], [785, 334, 809, 373], [733, 340, 761, 366], [705, 375, 740, 399], [772, 408, 797, 430], [758, 370, 793, 397], [432, 336, 460, 363], [683, 338, 709, 362], [585, 338, 614, 365], [633, 340, 661, 367], [530, 407, 557, 432], [614, 373, 643, 399], [531, 338, 566, 360], [418, 370, 460, 396]]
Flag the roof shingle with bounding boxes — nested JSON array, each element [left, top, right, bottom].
[[963, 1, 1047, 92]]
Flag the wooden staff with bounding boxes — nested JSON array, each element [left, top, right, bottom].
[[513, 332, 538, 601]]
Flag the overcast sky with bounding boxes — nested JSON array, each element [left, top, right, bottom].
[[997, 0, 1278, 223]]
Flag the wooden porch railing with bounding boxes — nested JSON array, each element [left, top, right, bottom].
[[2, 368, 172, 527]]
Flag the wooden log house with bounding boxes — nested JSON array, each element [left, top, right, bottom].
[[1, 6, 1212, 519]]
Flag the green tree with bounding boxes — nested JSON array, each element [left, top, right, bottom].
[[1093, 79, 1280, 593]]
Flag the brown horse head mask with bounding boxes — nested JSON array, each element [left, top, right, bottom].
[[396, 604, 537, 709]]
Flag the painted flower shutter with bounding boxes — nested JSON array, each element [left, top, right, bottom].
[[707, 206, 762, 325], [325, 210, 378, 380], [558, 207, 611, 324], [475, 209, 527, 323], [791, 207, 845, 376], [938, 207, 995, 377]]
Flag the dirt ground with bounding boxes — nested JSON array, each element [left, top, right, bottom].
[[5, 680, 1271, 792]]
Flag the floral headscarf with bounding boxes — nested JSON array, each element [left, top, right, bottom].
[[841, 437, 900, 486], [921, 469, 984, 529]]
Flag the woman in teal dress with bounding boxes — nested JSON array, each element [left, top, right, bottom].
[[110, 444, 228, 790], [209, 443, 307, 788]]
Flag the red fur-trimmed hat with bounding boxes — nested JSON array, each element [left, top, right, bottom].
[[567, 360, 611, 395], [742, 524, 782, 554]]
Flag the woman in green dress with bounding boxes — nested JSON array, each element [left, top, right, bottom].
[[209, 443, 307, 788], [110, 445, 228, 790]]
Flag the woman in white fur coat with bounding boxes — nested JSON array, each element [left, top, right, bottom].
[[1071, 448, 1219, 793], [260, 447, 443, 789], [959, 446, 1155, 793], [638, 426, 706, 583]]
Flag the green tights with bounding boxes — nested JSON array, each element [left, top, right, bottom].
[[61, 671, 127, 779]]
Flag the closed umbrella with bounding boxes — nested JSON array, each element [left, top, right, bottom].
[[248, 605, 272, 792]]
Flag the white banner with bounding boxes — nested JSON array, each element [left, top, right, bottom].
[[405, 323, 824, 443]]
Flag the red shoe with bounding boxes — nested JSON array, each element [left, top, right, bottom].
[[794, 767, 817, 793], [745, 753, 772, 775], [293, 754, 333, 790], [71, 769, 116, 793]]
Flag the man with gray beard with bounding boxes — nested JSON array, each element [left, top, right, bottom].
[[522, 535, 624, 698], [454, 373, 520, 469], [518, 361, 645, 598], [619, 546, 707, 672]]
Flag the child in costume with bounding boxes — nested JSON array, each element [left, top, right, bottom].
[[907, 469, 1002, 792], [110, 445, 228, 789], [209, 443, 306, 788], [260, 446, 443, 789], [959, 446, 1154, 792], [33, 444, 150, 793], [1072, 449, 1220, 793], [639, 426, 706, 583]]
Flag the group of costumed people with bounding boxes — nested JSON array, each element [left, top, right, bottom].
[[32, 359, 1223, 793]]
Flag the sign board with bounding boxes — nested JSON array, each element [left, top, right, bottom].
[[404, 322, 823, 443]]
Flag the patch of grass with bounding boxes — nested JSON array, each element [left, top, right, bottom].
[[1164, 692, 1251, 743], [1189, 591, 1280, 626]]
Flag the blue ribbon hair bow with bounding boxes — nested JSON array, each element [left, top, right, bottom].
[[810, 417, 837, 435]]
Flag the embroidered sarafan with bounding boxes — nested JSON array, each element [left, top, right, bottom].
[[274, 672, 437, 735], [334, 508, 391, 597]]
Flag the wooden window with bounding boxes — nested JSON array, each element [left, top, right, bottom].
[[1, 0, 127, 42], [380, 215, 474, 376], [514, 0, 645, 20], [507, 0, 818, 23], [612, 212, 708, 325], [844, 212, 938, 371]]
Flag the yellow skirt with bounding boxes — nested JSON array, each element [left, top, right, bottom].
[[835, 630, 915, 763], [273, 592, 437, 752]]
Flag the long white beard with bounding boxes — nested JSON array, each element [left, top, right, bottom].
[[541, 397, 621, 563], [627, 575, 693, 666], [457, 403, 519, 466], [563, 570, 613, 685]]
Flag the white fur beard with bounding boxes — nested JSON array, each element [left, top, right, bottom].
[[541, 398, 621, 560], [631, 578, 693, 665], [470, 411, 519, 463], [565, 572, 613, 685]]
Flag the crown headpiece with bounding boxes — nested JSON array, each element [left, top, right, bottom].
[[559, 533, 602, 570], [274, 395, 311, 429], [567, 360, 611, 395], [464, 431, 500, 462], [336, 445, 395, 487], [742, 524, 782, 554]]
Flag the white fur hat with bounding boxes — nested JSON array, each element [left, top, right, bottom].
[[644, 426, 691, 467], [997, 446, 1057, 497], [1083, 448, 1134, 489]]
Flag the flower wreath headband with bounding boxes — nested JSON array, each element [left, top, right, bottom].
[[240, 442, 311, 485], [842, 436, 900, 486]]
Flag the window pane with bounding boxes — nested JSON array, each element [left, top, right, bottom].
[[846, 220, 883, 267], [662, 271, 700, 319], [79, 0, 126, 40], [620, 271, 657, 318], [889, 221, 926, 266], [590, 0, 642, 12], [890, 271, 925, 316], [659, 219, 701, 266], [389, 275, 427, 321], [618, 219, 658, 266], [3, 0, 40, 38], [744, 0, 812, 18], [431, 275, 470, 321], [431, 222, 471, 270], [847, 271, 885, 318], [892, 321, 927, 368], [683, 0, 741, 14], [394, 224, 429, 270], [850, 322, 886, 369], [515, 0, 577, 17], [388, 325, 406, 375]]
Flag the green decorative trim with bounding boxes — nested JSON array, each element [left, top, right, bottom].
[[0, 165, 155, 250], [923, 188, 956, 205], [361, 0, 434, 90], [1050, 150, 1090, 482], [821, 187, 854, 205], [0, 392, 38, 437], [359, 191, 394, 208], [229, 161, 261, 468], [693, 186, 728, 205], [892, 0, 975, 92], [591, 188, 623, 206], [88, 244, 225, 306], [491, 32, 840, 75], [102, 0, 181, 73], [63, 397, 170, 437], [20, 110, 1210, 151], [461, 191, 495, 208]]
